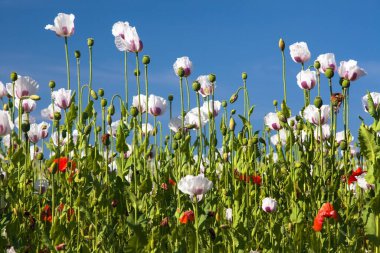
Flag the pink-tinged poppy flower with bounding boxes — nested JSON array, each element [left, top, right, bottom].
[[15, 98, 36, 113], [0, 81, 7, 98], [52, 88, 72, 110], [264, 112, 281, 131], [6, 76, 39, 99], [316, 53, 337, 73], [303, 105, 330, 125], [362, 92, 380, 113], [45, 13, 75, 37], [314, 124, 331, 141], [338, 60, 366, 81], [201, 100, 222, 117], [41, 104, 61, 120], [270, 129, 287, 146], [132, 94, 147, 113], [179, 210, 195, 224], [178, 174, 213, 202], [196, 75, 214, 97], [262, 197, 277, 213], [148, 95, 167, 116], [184, 108, 209, 129], [173, 57, 193, 77], [0, 110, 14, 137], [289, 42, 311, 64], [296, 69, 317, 90], [113, 21, 143, 53]]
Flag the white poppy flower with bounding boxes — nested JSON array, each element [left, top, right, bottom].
[[6, 76, 39, 99], [264, 112, 281, 131], [303, 105, 330, 125], [173, 56, 193, 77], [262, 197, 278, 213], [201, 100, 222, 117], [15, 98, 36, 113], [148, 95, 167, 116], [289, 42, 311, 64], [226, 208, 233, 222], [178, 174, 213, 202], [338, 60, 366, 81], [41, 104, 61, 120], [113, 22, 143, 53], [362, 92, 380, 113], [0, 110, 14, 136], [196, 75, 214, 97], [314, 124, 331, 141], [184, 107, 208, 129], [296, 69, 317, 90], [52, 88, 72, 110], [132, 94, 147, 113], [316, 53, 336, 73], [45, 13, 75, 37], [270, 129, 287, 146], [0, 81, 7, 98]]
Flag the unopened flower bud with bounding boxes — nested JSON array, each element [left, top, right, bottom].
[[221, 127, 227, 136], [242, 72, 248, 80], [289, 120, 295, 127], [168, 94, 173, 101], [102, 134, 111, 146], [314, 61, 321, 70], [74, 50, 81, 59], [84, 125, 92, 135], [242, 138, 248, 146], [340, 140, 347, 150], [208, 74, 216, 83], [277, 111, 287, 123], [278, 38, 285, 51], [101, 98, 107, 108], [49, 80, 56, 89], [95, 126, 101, 133], [10, 72, 18, 82], [229, 118, 235, 131], [87, 38, 94, 47], [273, 100, 278, 107], [134, 69, 140, 76], [108, 105, 115, 116], [324, 68, 334, 79], [107, 115, 112, 125], [54, 112, 61, 121], [130, 106, 138, 117], [221, 100, 227, 108], [174, 132, 182, 140], [90, 89, 98, 100], [98, 88, 104, 97], [172, 141, 178, 150], [231, 109, 236, 115], [177, 67, 185, 77], [192, 81, 200, 91], [61, 129, 67, 138], [341, 79, 350, 88], [229, 93, 238, 104], [81, 112, 88, 121], [314, 96, 323, 109], [142, 55, 150, 65], [30, 95, 41, 101]]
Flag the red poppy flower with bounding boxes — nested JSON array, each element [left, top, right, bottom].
[[348, 167, 365, 185], [41, 205, 52, 223], [179, 210, 195, 224], [169, 178, 176, 186], [53, 157, 76, 173], [313, 202, 338, 232], [252, 175, 262, 185]]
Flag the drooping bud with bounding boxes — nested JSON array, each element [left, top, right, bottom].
[[98, 88, 104, 97], [208, 74, 216, 83], [108, 105, 115, 116], [278, 38, 285, 51], [231, 109, 236, 115], [10, 72, 18, 82], [314, 96, 323, 109], [74, 50, 81, 59], [90, 89, 98, 100], [324, 68, 334, 79], [54, 112, 61, 121], [192, 81, 200, 91], [107, 115, 112, 125], [142, 55, 150, 65], [49, 80, 56, 89], [87, 38, 94, 47], [242, 72, 248, 80], [30, 95, 41, 101], [229, 93, 238, 104]]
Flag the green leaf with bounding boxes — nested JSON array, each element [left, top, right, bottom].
[[116, 123, 127, 153]]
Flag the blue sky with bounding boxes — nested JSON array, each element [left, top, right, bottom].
[[0, 0, 379, 138]]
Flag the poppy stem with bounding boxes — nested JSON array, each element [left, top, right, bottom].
[[124, 51, 129, 108]]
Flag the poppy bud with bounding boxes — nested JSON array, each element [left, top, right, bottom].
[[21, 123, 30, 133], [160, 217, 169, 227], [314, 61, 321, 70], [273, 100, 278, 107], [192, 81, 200, 91], [289, 119, 295, 127], [54, 112, 61, 121], [172, 141, 178, 150], [221, 127, 227, 136], [36, 153, 44, 161], [107, 115, 112, 125], [74, 50, 81, 59], [10, 72, 18, 82], [277, 111, 287, 123], [324, 68, 334, 79], [314, 96, 323, 109], [29, 95, 41, 101], [221, 100, 227, 108], [229, 93, 238, 104], [168, 94, 173, 101], [208, 74, 216, 83], [142, 55, 150, 65], [81, 112, 88, 121], [242, 138, 248, 146], [108, 105, 115, 116], [340, 140, 347, 150], [84, 125, 92, 135], [95, 126, 101, 133], [90, 89, 98, 100], [87, 38, 94, 47], [242, 72, 248, 80], [279, 38, 285, 51], [101, 98, 107, 108], [49, 80, 56, 89], [231, 109, 236, 115], [98, 88, 104, 97], [130, 106, 138, 117], [61, 129, 67, 138], [134, 69, 140, 76], [229, 118, 235, 131]]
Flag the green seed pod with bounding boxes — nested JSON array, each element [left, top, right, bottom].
[[278, 38, 285, 51], [314, 96, 323, 109], [221, 100, 227, 108], [324, 68, 334, 79], [142, 55, 150, 64], [242, 72, 248, 80], [177, 67, 185, 77], [107, 115, 112, 125], [22, 123, 30, 133], [208, 74, 216, 83], [192, 81, 201, 91], [314, 61, 321, 70], [49, 80, 56, 89], [277, 111, 287, 123], [174, 132, 182, 140], [172, 141, 178, 150], [10, 72, 18, 82], [134, 69, 140, 76], [87, 38, 94, 47], [90, 89, 98, 100], [242, 138, 248, 146], [342, 79, 350, 88], [130, 106, 138, 117], [74, 50, 81, 59], [98, 88, 105, 97], [340, 140, 347, 151], [168, 94, 174, 101], [289, 119, 295, 127]]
